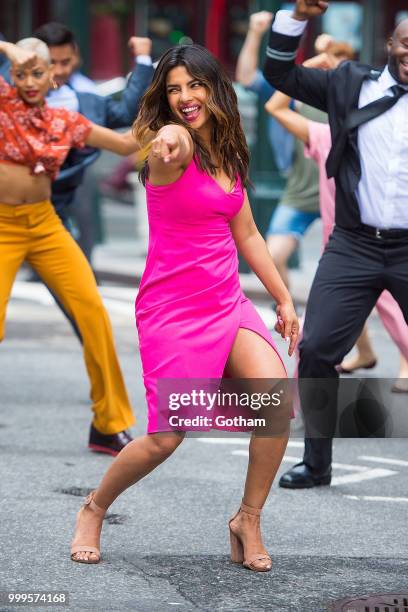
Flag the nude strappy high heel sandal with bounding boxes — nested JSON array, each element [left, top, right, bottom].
[[70, 491, 105, 564], [229, 501, 272, 572]]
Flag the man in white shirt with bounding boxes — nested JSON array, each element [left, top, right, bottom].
[[263, 0, 408, 488]]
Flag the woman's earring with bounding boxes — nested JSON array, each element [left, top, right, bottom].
[[50, 78, 58, 90]]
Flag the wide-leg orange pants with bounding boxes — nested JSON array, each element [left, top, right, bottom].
[[0, 200, 135, 434]]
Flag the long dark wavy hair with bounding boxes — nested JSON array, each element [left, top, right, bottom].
[[133, 44, 250, 187]]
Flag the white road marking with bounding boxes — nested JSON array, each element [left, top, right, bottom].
[[235, 451, 370, 470], [280, 455, 302, 462], [231, 450, 302, 463], [232, 450, 303, 463], [345, 495, 408, 503], [10, 281, 54, 305], [331, 462, 369, 472], [331, 468, 397, 486], [231, 449, 257, 456], [197, 438, 250, 445], [287, 441, 304, 448], [358, 455, 408, 467], [101, 297, 134, 316], [99, 286, 137, 301], [10, 281, 135, 318], [197, 438, 303, 448], [232, 450, 398, 486]]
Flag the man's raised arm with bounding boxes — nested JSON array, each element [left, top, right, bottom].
[[104, 37, 154, 129], [263, 0, 331, 112]]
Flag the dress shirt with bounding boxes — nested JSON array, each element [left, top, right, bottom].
[[46, 84, 79, 111], [272, 10, 408, 229], [357, 67, 408, 228], [69, 71, 97, 93], [136, 55, 153, 66]]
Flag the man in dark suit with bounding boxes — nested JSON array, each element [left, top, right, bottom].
[[263, 0, 408, 488]]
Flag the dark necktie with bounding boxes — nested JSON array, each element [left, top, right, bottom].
[[346, 84, 408, 131], [326, 85, 408, 179]]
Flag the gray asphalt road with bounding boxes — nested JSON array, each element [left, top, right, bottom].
[[0, 287, 407, 612]]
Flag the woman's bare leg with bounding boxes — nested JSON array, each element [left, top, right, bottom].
[[398, 355, 408, 378], [71, 432, 184, 562], [392, 355, 408, 392], [94, 433, 184, 508], [226, 328, 289, 566], [340, 323, 377, 372]]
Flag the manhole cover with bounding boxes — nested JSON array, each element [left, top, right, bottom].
[[329, 592, 408, 611]]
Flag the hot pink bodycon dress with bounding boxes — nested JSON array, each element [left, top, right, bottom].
[[135, 157, 285, 433]]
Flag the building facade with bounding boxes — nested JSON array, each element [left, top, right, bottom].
[[1, 0, 405, 239], [2, 1, 405, 78]]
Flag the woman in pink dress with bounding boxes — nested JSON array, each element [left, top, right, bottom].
[[265, 80, 408, 388], [71, 44, 299, 571]]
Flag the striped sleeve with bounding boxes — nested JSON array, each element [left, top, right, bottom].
[[266, 10, 306, 62], [263, 12, 330, 113], [265, 46, 298, 63]]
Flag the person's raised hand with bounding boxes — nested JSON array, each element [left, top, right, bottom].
[[293, 0, 329, 21], [314, 33, 334, 54], [128, 36, 152, 57], [8, 44, 36, 69], [249, 11, 274, 35], [275, 301, 299, 357], [151, 129, 181, 164], [303, 51, 335, 70]]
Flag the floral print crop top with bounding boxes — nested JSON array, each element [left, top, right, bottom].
[[0, 76, 92, 179]]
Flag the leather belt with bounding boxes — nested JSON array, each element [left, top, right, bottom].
[[358, 223, 408, 239]]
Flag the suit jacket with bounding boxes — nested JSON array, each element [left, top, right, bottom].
[[0, 56, 153, 216], [263, 26, 382, 230]]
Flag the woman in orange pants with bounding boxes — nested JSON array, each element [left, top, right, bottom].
[[0, 38, 141, 452]]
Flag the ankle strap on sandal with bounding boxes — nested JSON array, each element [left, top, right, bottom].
[[240, 500, 262, 516], [84, 491, 105, 517]]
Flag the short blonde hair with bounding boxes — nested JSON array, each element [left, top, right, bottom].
[[16, 37, 50, 64]]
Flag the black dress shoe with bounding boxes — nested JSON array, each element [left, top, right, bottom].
[[88, 424, 133, 456], [279, 462, 331, 489]]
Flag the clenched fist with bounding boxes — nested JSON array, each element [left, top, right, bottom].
[[128, 36, 152, 57], [249, 11, 274, 35], [293, 0, 329, 21]]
